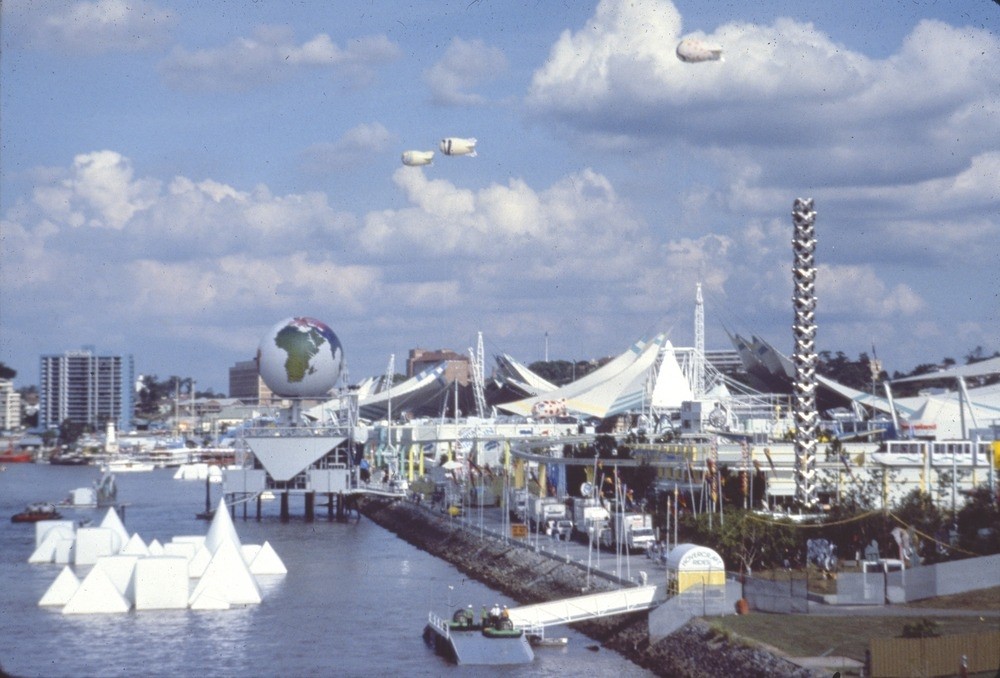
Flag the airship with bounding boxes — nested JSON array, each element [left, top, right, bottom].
[[401, 150, 435, 166], [676, 37, 723, 63], [440, 137, 477, 157]]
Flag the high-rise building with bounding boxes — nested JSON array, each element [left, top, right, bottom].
[[228, 358, 274, 404], [0, 379, 21, 431], [38, 350, 134, 432]]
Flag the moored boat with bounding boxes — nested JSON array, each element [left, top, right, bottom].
[[11, 503, 62, 523], [0, 449, 33, 463]]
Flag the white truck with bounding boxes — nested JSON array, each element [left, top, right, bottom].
[[507, 488, 529, 522], [600, 511, 656, 552], [528, 497, 568, 532], [570, 497, 610, 543]]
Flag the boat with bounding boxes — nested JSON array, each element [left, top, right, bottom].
[[105, 457, 154, 473], [12, 503, 62, 523], [0, 448, 33, 463], [49, 451, 90, 466], [423, 607, 533, 665]]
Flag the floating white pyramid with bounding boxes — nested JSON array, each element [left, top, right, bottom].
[[249, 541, 287, 576], [99, 507, 130, 552], [121, 533, 150, 556], [38, 566, 80, 607], [188, 539, 261, 606], [62, 566, 131, 614], [204, 498, 241, 553]]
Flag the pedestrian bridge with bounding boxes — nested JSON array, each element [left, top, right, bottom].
[[507, 585, 658, 629]]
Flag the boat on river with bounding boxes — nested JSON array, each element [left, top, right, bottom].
[[11, 503, 62, 523]]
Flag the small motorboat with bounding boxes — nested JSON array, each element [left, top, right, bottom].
[[12, 502, 62, 523]]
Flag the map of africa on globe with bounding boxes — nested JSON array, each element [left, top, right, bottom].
[[257, 317, 344, 397]]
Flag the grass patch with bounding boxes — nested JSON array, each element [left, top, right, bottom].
[[712, 613, 998, 661], [902, 586, 1000, 611]]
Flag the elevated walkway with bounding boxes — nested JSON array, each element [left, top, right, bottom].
[[507, 585, 658, 629]]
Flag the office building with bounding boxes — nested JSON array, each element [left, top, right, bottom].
[[39, 350, 134, 432]]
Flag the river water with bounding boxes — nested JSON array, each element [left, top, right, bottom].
[[0, 464, 652, 677]]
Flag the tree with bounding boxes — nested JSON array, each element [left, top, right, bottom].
[[0, 362, 16, 380], [956, 486, 1000, 555]]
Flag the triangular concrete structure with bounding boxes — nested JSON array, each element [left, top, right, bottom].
[[99, 507, 130, 552], [188, 539, 261, 606], [204, 498, 241, 553], [38, 566, 81, 607], [148, 539, 165, 556], [248, 541, 287, 575], [62, 566, 131, 614], [121, 533, 150, 556]]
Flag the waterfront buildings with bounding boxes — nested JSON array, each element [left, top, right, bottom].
[[0, 379, 21, 431], [38, 350, 133, 433]]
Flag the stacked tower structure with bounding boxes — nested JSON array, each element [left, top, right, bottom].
[[791, 198, 819, 508]]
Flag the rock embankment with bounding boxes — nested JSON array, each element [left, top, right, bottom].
[[359, 498, 817, 677]]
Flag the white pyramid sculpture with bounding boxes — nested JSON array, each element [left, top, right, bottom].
[[121, 533, 150, 556], [188, 539, 261, 606], [249, 542, 287, 576], [29, 525, 76, 564], [93, 555, 139, 602], [75, 527, 117, 565], [38, 566, 80, 607], [148, 539, 165, 556], [134, 557, 190, 610], [99, 507, 130, 552], [204, 498, 241, 553], [62, 566, 131, 614]]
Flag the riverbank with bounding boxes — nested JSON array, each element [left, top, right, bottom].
[[359, 498, 817, 677]]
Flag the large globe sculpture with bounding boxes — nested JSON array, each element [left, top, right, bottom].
[[257, 317, 344, 398]]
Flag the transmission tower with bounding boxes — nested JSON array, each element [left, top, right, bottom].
[[469, 332, 488, 418], [791, 198, 819, 508]]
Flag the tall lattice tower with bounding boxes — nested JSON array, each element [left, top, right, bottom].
[[693, 283, 705, 397], [791, 198, 819, 508]]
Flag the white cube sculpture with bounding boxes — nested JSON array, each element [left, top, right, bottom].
[[134, 557, 190, 610], [75, 527, 117, 566]]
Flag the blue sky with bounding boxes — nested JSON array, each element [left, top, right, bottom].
[[1, 0, 997, 393]]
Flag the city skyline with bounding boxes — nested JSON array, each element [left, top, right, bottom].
[[2, 0, 997, 393]]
